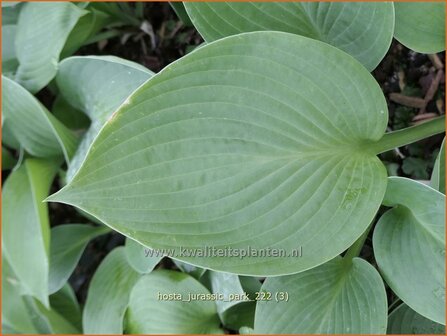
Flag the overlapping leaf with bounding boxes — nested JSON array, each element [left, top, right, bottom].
[[431, 138, 445, 194], [2, 2, 21, 25], [26, 297, 79, 334], [49, 224, 110, 294], [184, 2, 394, 70], [125, 238, 162, 274], [2, 25, 18, 76], [394, 2, 445, 53], [2, 257, 37, 334], [83, 247, 140, 334], [49, 31, 389, 276], [55, 56, 153, 182], [2, 255, 80, 334], [388, 303, 445, 334], [52, 95, 90, 131], [2, 76, 78, 162], [60, 8, 111, 58], [2, 147, 16, 170], [173, 260, 206, 280], [373, 177, 445, 325], [2, 159, 59, 307], [49, 284, 82, 331], [14, 2, 86, 93], [205, 271, 256, 330], [254, 256, 387, 333], [126, 270, 221, 334]]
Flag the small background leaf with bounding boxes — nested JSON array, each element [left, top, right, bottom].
[[126, 270, 221, 334], [124, 238, 162, 274], [14, 2, 86, 92], [394, 2, 445, 53], [388, 303, 445, 334], [254, 256, 387, 333], [2, 76, 78, 162], [49, 284, 82, 331], [83, 247, 140, 334], [49, 224, 110, 294], [431, 138, 445, 193], [55, 56, 153, 182], [2, 159, 59, 307], [373, 177, 445, 325], [184, 2, 394, 70]]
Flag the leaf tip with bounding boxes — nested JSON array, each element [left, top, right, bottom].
[[44, 186, 70, 204]]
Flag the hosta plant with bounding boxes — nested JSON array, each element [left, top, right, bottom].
[[2, 1, 446, 334]]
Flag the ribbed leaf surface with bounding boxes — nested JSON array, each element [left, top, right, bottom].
[[83, 247, 140, 334], [126, 270, 221, 334], [373, 177, 445, 325], [49, 32, 389, 276], [254, 256, 387, 333], [184, 2, 394, 70]]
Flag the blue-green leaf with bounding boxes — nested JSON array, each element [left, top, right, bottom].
[[49, 31, 388, 276], [373, 177, 445, 325], [2, 159, 59, 307], [14, 2, 86, 92]]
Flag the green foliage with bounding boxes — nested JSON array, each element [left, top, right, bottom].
[[1, 2, 445, 334], [432, 138, 446, 193], [3, 159, 59, 307], [388, 303, 445, 334], [126, 270, 222, 334], [49, 224, 110, 294], [184, 2, 394, 70], [394, 2, 445, 54], [49, 31, 390, 276], [54, 56, 153, 182], [373, 177, 445, 325], [124, 239, 162, 274], [254, 256, 387, 333], [2, 75, 78, 162], [82, 248, 140, 334], [14, 2, 86, 93]]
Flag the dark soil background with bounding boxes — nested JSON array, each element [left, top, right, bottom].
[[20, 2, 446, 321]]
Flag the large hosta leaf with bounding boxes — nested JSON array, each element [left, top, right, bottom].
[[394, 2, 445, 53], [388, 303, 445, 334], [254, 256, 387, 333], [14, 2, 86, 93], [2, 76, 78, 162], [49, 32, 389, 276], [373, 177, 445, 325], [83, 247, 140, 334], [184, 2, 394, 70], [55, 56, 153, 182], [2, 159, 59, 307], [126, 270, 221, 334]]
